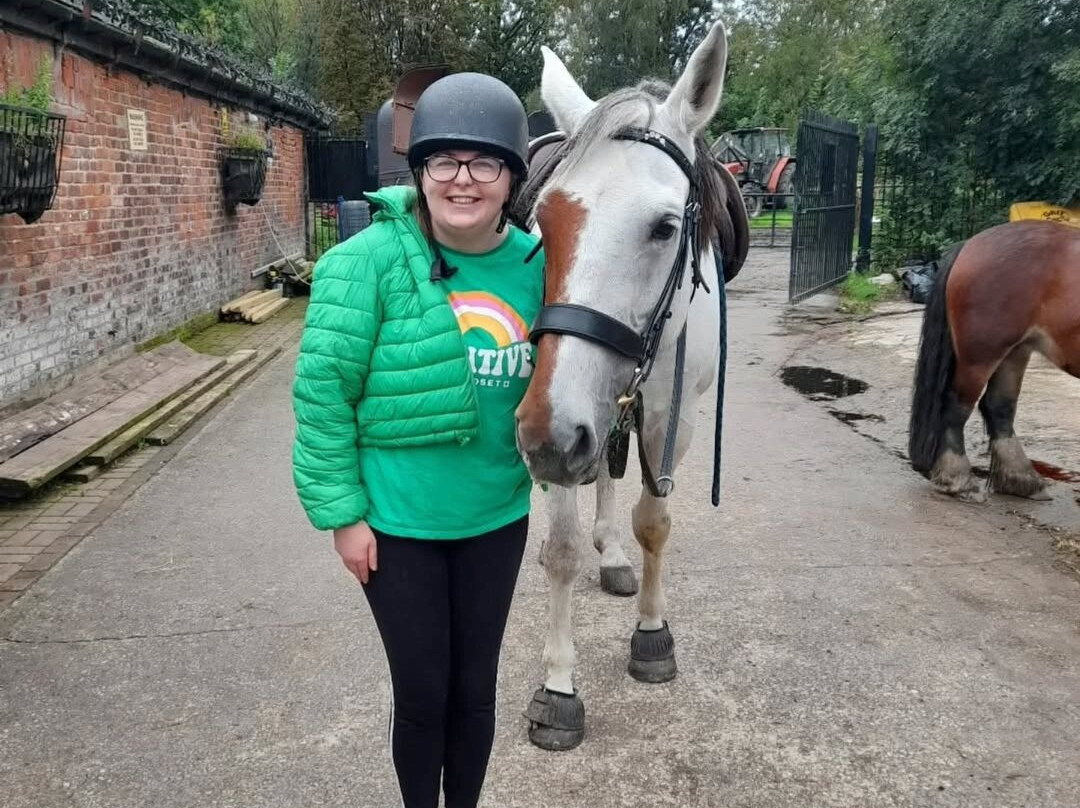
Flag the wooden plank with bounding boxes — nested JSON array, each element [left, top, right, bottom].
[[250, 298, 290, 324], [83, 351, 257, 466], [234, 289, 280, 316], [0, 353, 225, 496], [223, 290, 277, 316], [220, 289, 262, 313], [246, 295, 289, 321], [0, 343, 197, 464], [63, 463, 104, 484], [146, 347, 283, 446]]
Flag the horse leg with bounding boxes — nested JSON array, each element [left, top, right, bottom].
[[628, 489, 677, 683], [524, 484, 587, 751], [593, 462, 638, 596], [979, 345, 1050, 499], [930, 361, 994, 502]]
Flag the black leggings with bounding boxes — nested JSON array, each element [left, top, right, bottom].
[[362, 516, 528, 808]]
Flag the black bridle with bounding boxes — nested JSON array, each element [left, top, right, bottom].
[[528, 125, 724, 501]]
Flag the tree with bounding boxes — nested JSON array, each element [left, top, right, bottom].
[[558, 0, 716, 98], [713, 0, 882, 132], [875, 0, 1080, 205], [463, 0, 568, 99], [138, 0, 247, 51]]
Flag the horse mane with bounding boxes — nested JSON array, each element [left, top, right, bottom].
[[512, 80, 749, 281]]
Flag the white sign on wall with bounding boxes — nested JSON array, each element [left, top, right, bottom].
[[127, 108, 148, 151]]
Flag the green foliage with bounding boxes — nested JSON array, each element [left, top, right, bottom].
[[714, 0, 883, 133], [838, 271, 891, 314], [0, 55, 55, 146], [874, 0, 1080, 206], [225, 124, 267, 152], [140, 0, 248, 52], [560, 1, 715, 97], [131, 0, 1080, 217], [465, 0, 567, 100], [1, 55, 53, 114]]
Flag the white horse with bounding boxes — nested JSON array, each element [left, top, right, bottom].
[[514, 20, 747, 749]]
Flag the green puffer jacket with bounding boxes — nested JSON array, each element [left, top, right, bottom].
[[292, 185, 482, 531]]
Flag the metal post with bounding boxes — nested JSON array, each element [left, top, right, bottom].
[[856, 124, 878, 272], [303, 134, 311, 261]]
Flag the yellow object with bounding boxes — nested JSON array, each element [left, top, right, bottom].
[[1009, 201, 1080, 228]]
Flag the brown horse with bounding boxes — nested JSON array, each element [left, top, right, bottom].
[[909, 220, 1080, 500]]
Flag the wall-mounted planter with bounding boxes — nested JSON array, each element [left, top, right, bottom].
[[220, 148, 267, 209], [0, 103, 66, 224]]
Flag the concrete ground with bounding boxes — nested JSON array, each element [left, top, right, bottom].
[[0, 299, 309, 605], [782, 288, 1080, 541], [1, 251, 1078, 808]]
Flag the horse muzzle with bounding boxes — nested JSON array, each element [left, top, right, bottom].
[[516, 418, 601, 487]]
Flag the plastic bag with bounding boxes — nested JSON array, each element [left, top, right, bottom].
[[901, 262, 939, 304]]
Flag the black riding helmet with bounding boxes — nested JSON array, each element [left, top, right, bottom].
[[407, 73, 529, 176]]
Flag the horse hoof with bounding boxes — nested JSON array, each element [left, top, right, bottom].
[[524, 687, 585, 751], [933, 478, 986, 503], [956, 487, 988, 504], [600, 565, 638, 596], [629, 622, 677, 683], [990, 471, 1052, 501]]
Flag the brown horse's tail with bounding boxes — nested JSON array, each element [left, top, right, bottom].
[[908, 243, 964, 476]]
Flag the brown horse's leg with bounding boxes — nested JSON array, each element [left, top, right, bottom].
[[978, 345, 1050, 499], [930, 362, 993, 501]]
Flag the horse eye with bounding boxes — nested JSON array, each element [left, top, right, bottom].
[[651, 220, 678, 241]]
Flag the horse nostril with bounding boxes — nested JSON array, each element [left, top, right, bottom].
[[570, 425, 596, 465], [516, 414, 545, 453]]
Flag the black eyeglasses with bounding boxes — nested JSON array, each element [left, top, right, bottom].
[[424, 155, 505, 184]]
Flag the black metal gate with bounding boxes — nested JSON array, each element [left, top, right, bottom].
[[304, 135, 376, 260], [789, 110, 859, 302]]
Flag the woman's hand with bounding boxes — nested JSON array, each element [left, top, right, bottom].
[[334, 521, 378, 584]]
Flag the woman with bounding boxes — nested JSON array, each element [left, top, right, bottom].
[[292, 73, 542, 808]]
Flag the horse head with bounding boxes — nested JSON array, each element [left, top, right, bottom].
[[515, 20, 735, 487]]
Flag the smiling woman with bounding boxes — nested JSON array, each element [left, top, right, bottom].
[[291, 71, 543, 808], [418, 149, 513, 252]]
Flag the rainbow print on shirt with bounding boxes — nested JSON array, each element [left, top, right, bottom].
[[448, 291, 534, 386], [448, 291, 529, 348]]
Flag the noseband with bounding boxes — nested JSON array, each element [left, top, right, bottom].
[[528, 126, 726, 502]]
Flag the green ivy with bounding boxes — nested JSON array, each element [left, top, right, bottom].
[[1, 55, 53, 113], [224, 125, 266, 153], [0, 56, 55, 144]]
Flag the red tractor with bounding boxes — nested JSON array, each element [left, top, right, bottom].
[[711, 127, 796, 218]]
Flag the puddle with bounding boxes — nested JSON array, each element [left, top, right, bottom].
[[781, 366, 869, 401], [829, 410, 884, 425]]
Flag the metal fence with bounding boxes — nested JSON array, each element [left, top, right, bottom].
[[870, 145, 1007, 269], [746, 191, 794, 248], [789, 110, 860, 303], [304, 134, 377, 260], [307, 202, 340, 261], [306, 136, 373, 202]]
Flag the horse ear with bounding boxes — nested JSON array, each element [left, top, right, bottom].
[[540, 46, 596, 135], [661, 20, 728, 136]]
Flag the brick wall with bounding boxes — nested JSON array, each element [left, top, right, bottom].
[[0, 31, 307, 407]]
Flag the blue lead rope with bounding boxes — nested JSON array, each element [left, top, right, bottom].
[[711, 260, 728, 507]]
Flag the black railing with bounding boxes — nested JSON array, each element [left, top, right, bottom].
[[220, 148, 267, 208], [306, 136, 373, 202], [0, 102, 65, 224], [789, 110, 860, 302], [307, 202, 340, 260], [745, 191, 794, 248], [870, 145, 1007, 269]]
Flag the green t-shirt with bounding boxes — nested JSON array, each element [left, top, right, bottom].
[[360, 225, 544, 539]]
